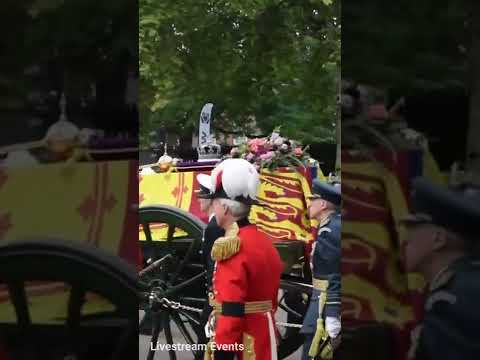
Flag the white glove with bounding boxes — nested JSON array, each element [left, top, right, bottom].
[[325, 316, 341, 339], [204, 314, 216, 338]]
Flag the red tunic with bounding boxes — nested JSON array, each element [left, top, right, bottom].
[[212, 223, 284, 359]]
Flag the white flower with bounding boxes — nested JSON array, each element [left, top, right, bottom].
[[274, 137, 284, 146]]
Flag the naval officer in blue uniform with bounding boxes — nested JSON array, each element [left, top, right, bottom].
[[401, 178, 480, 360], [196, 175, 225, 289], [195, 174, 225, 350], [301, 179, 342, 359]]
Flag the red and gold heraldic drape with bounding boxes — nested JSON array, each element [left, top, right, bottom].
[[341, 148, 444, 360], [0, 160, 138, 324], [139, 167, 325, 242]]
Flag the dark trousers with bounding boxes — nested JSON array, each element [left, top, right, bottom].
[[303, 334, 314, 360], [198, 301, 212, 345]]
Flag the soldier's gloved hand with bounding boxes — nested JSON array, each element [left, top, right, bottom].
[[319, 341, 334, 360], [204, 312, 215, 338], [308, 318, 331, 359], [325, 317, 341, 339]]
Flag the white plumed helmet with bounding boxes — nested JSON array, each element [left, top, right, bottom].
[[208, 158, 260, 204]]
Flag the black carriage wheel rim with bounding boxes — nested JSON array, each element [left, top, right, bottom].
[[0, 239, 137, 358], [140, 205, 207, 358], [140, 205, 205, 285]]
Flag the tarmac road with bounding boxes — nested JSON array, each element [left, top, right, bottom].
[[139, 296, 304, 360]]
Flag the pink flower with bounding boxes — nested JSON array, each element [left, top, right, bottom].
[[246, 152, 256, 162], [294, 147, 303, 157], [368, 103, 388, 120], [259, 151, 276, 161], [248, 138, 268, 154], [248, 138, 259, 147], [248, 139, 258, 153]]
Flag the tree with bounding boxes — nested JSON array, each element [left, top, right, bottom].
[[468, 0, 480, 175], [342, 0, 480, 176], [0, 0, 138, 138], [342, 0, 467, 92], [140, 0, 340, 147]]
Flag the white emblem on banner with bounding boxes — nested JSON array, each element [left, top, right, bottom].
[[199, 103, 214, 146]]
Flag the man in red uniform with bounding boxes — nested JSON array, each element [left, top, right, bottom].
[[203, 158, 284, 360]]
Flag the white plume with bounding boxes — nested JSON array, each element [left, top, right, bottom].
[[211, 159, 260, 200], [245, 163, 260, 200]]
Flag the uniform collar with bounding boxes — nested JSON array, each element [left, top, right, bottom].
[[318, 210, 335, 228], [428, 256, 467, 292], [429, 265, 454, 292], [209, 213, 215, 222]]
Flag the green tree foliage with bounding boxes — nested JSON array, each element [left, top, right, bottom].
[[140, 0, 340, 146], [342, 0, 480, 174], [342, 0, 467, 94], [1, 0, 135, 107]]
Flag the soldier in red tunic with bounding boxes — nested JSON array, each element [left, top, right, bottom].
[[203, 158, 284, 360]]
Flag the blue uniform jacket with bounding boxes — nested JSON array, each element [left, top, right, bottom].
[[202, 216, 225, 291], [414, 256, 480, 360], [301, 211, 341, 334], [199, 215, 225, 339]]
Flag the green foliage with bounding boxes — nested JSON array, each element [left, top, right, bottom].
[[140, 0, 340, 147], [342, 0, 467, 94], [0, 0, 135, 103]]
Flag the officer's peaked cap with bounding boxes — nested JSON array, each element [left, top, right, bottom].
[[195, 173, 214, 199], [402, 177, 480, 239], [309, 178, 341, 206]]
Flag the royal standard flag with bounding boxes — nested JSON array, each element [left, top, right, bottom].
[[341, 148, 444, 359], [139, 166, 325, 242], [0, 160, 137, 324]]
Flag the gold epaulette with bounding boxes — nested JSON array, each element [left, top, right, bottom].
[[211, 222, 241, 261]]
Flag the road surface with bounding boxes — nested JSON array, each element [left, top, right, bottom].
[[139, 304, 303, 360]]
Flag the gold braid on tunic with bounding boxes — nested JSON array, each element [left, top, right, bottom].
[[211, 222, 241, 262]]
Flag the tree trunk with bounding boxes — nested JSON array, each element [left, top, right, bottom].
[[467, 1, 480, 179]]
